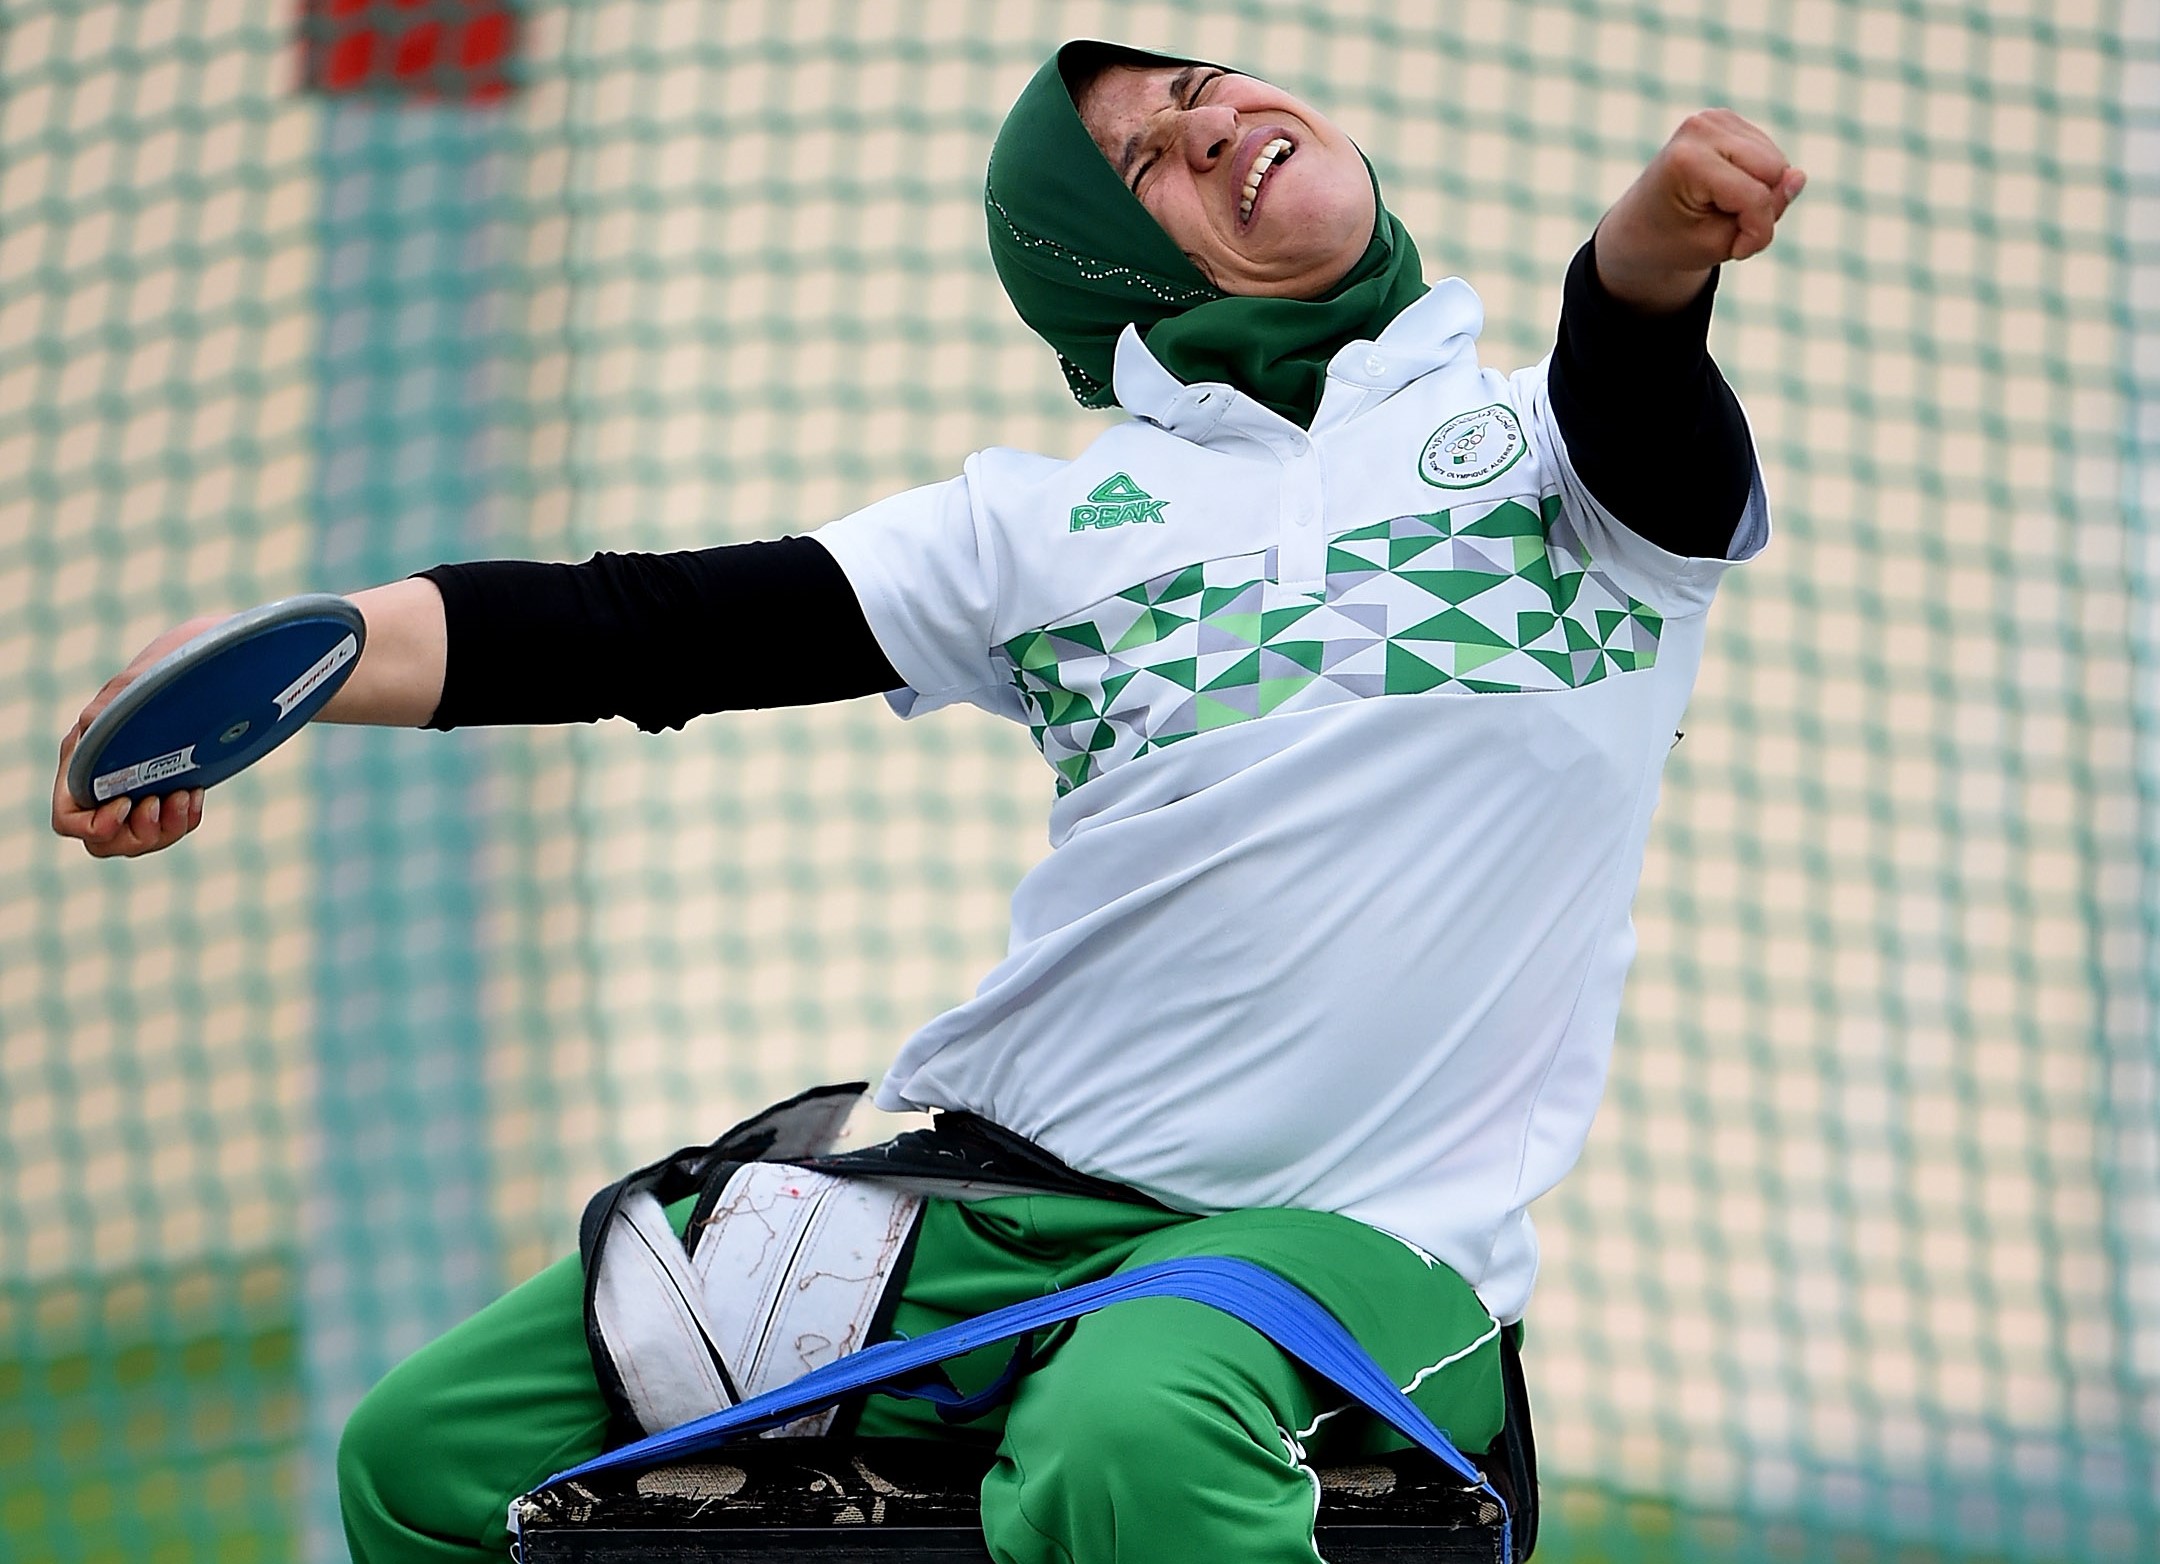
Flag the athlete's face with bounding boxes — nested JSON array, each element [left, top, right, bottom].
[[1076, 63, 1376, 300]]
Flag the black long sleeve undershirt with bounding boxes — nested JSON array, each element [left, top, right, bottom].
[[421, 537, 900, 732], [423, 238, 1755, 731], [1548, 234, 1756, 560]]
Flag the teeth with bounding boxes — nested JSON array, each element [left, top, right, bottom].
[[1240, 137, 1292, 222]]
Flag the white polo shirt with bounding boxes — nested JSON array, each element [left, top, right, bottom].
[[816, 278, 1767, 1323]]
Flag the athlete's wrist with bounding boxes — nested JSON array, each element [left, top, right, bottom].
[[1587, 219, 1716, 316], [321, 577, 448, 728]]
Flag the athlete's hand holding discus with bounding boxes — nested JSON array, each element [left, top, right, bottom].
[[51, 578, 450, 858], [1593, 108, 1805, 313]]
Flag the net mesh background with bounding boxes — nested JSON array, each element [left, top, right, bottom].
[[4, 1, 2158, 1560]]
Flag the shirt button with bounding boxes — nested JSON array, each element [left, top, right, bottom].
[[1365, 354, 1386, 375]]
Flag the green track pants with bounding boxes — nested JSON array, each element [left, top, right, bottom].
[[338, 1193, 1505, 1564]]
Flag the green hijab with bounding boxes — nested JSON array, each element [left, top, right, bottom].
[[985, 41, 1429, 428]]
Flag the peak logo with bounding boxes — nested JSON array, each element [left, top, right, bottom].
[[1069, 473, 1169, 532]]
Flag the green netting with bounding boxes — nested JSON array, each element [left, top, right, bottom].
[[5, 2, 2159, 1561]]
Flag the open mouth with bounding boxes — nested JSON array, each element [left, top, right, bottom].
[[1239, 135, 1295, 226]]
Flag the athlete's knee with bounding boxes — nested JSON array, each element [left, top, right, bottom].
[[337, 1362, 445, 1554], [998, 1299, 1300, 1508], [1011, 1352, 1219, 1487], [987, 1323, 1321, 1564]]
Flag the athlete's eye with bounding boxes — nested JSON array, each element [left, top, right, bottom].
[[1129, 70, 1233, 197]]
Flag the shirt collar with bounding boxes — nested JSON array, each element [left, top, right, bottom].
[[1108, 277, 1486, 445]]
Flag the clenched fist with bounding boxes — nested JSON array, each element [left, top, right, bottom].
[[1595, 108, 1805, 313]]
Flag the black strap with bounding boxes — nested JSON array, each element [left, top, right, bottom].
[[799, 1110, 1169, 1207], [1489, 1322, 1540, 1561], [577, 1081, 1155, 1445], [576, 1081, 871, 1445]]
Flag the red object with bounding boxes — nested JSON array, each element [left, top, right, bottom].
[[302, 0, 517, 100]]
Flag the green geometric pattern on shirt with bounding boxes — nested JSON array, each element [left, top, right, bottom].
[[996, 493, 1664, 794]]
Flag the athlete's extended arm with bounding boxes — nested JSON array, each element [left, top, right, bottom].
[[51, 541, 898, 858], [416, 537, 897, 733], [1547, 109, 1803, 560]]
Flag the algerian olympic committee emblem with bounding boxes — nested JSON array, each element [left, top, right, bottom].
[[1418, 404, 1527, 489]]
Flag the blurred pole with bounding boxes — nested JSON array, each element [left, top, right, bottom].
[[2115, 2, 2160, 1537], [299, 92, 512, 1562]]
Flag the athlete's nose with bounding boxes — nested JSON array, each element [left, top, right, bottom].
[[1179, 103, 1237, 169]]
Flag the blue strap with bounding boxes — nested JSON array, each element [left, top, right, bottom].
[[537, 1255, 1510, 1557]]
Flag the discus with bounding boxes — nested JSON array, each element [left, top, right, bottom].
[[66, 594, 366, 809]]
